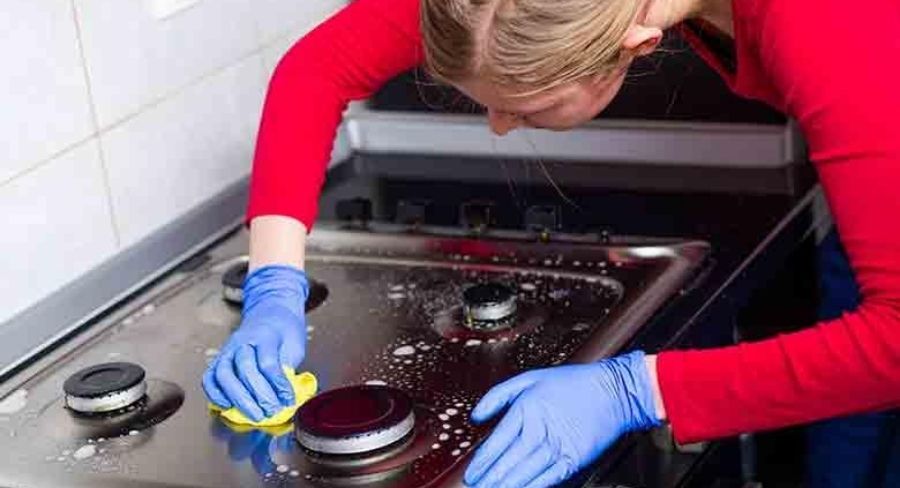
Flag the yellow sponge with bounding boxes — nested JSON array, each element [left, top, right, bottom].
[[209, 367, 317, 427]]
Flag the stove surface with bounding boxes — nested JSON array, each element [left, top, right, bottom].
[[0, 226, 707, 487]]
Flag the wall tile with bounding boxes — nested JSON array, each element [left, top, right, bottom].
[[102, 55, 266, 247], [0, 140, 117, 324], [255, 0, 345, 50], [0, 0, 94, 183], [74, 0, 259, 128]]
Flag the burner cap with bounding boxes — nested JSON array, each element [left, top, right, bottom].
[[463, 282, 517, 326], [64, 362, 147, 414], [295, 385, 415, 455], [221, 260, 248, 304], [221, 259, 329, 312]]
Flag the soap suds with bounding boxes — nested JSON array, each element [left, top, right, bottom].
[[73, 445, 96, 460], [392, 346, 416, 356]]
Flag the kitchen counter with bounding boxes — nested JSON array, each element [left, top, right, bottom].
[[316, 153, 826, 487]]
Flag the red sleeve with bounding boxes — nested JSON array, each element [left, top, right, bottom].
[[246, 0, 422, 229], [658, 0, 900, 443]]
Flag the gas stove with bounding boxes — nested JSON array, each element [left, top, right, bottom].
[[0, 221, 707, 487]]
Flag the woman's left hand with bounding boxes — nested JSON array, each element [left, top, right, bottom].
[[464, 351, 662, 488]]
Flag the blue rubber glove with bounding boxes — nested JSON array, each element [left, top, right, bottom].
[[202, 265, 308, 422], [464, 351, 661, 488]]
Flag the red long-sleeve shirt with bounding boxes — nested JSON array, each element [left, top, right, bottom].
[[247, 0, 900, 443]]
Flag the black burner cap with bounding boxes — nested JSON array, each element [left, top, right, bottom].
[[222, 259, 329, 312], [463, 282, 517, 325], [463, 282, 514, 307], [296, 385, 412, 439], [63, 362, 146, 399], [221, 261, 248, 290]]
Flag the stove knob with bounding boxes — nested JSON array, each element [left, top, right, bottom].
[[336, 198, 372, 227], [395, 199, 431, 227], [460, 201, 495, 234], [524, 205, 561, 236]]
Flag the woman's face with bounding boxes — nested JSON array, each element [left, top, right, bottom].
[[454, 67, 629, 135]]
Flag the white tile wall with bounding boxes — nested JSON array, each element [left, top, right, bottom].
[[0, 0, 350, 330], [0, 140, 117, 324], [254, 0, 345, 47], [0, 0, 94, 183], [102, 54, 266, 247], [74, 0, 259, 128]]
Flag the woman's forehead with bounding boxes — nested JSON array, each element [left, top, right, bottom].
[[457, 77, 572, 112]]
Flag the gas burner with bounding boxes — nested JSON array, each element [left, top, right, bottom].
[[221, 259, 329, 312], [463, 282, 517, 330], [220, 260, 249, 304], [295, 385, 415, 455], [63, 362, 147, 414]]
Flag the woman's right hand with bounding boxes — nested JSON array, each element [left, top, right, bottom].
[[202, 265, 309, 422]]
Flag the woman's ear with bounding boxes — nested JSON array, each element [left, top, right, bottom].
[[622, 24, 663, 57]]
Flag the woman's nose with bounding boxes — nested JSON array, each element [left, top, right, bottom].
[[487, 110, 521, 136]]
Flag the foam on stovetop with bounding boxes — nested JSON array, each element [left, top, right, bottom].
[[392, 345, 416, 356], [72, 444, 96, 460]]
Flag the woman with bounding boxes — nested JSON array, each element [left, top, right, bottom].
[[202, 0, 900, 486]]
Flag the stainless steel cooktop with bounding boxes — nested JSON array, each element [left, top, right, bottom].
[[0, 225, 708, 487]]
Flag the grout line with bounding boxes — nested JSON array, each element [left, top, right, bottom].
[[0, 12, 325, 192], [0, 134, 99, 188], [70, 0, 122, 247], [93, 19, 315, 135]]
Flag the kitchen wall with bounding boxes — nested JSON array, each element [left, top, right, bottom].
[[0, 0, 346, 326]]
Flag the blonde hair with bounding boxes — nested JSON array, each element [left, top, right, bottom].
[[421, 0, 643, 94]]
